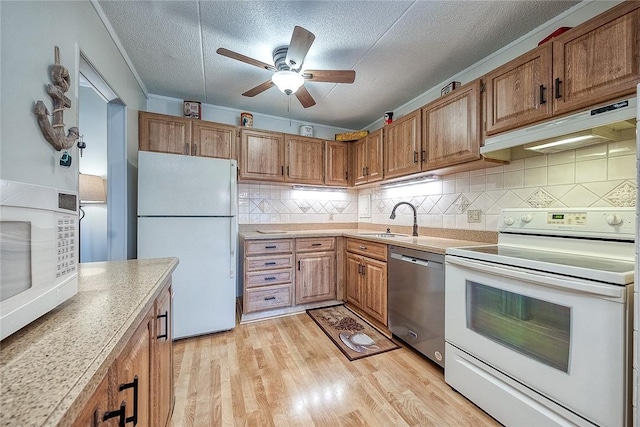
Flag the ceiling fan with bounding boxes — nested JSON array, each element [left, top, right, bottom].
[[216, 26, 356, 108]]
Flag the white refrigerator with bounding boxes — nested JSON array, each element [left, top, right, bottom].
[[137, 151, 237, 339]]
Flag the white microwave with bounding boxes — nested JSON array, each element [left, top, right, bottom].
[[0, 179, 79, 340]]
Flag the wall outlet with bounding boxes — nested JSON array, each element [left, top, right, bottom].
[[467, 209, 482, 223], [328, 213, 334, 221]]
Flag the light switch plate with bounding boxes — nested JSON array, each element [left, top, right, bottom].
[[467, 209, 482, 223]]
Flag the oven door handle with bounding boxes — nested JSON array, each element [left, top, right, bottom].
[[446, 256, 626, 299]]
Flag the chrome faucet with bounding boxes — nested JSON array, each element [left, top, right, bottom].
[[390, 201, 419, 236]]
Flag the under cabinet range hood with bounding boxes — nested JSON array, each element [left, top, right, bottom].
[[482, 97, 637, 157]]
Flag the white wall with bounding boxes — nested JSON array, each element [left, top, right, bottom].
[[1, 0, 146, 258], [147, 94, 354, 140], [79, 85, 108, 262]]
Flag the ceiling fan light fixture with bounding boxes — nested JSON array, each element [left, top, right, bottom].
[[272, 71, 304, 95]]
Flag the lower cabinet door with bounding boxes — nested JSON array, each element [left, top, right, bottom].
[[345, 254, 363, 308], [153, 286, 173, 427], [363, 258, 388, 326], [295, 251, 336, 304], [114, 314, 152, 427]]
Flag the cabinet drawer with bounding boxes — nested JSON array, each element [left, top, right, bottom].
[[296, 237, 336, 253], [246, 254, 294, 271], [245, 284, 292, 312], [246, 268, 293, 288], [346, 238, 387, 261], [245, 239, 293, 255]]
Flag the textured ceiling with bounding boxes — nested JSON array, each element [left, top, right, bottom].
[[97, 0, 579, 130]]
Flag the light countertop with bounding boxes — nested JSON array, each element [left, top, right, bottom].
[[0, 257, 178, 427], [240, 229, 490, 255]]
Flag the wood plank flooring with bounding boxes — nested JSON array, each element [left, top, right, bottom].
[[170, 313, 499, 427]]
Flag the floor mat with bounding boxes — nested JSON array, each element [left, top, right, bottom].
[[307, 305, 400, 361]]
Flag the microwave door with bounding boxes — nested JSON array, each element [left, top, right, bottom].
[[1, 220, 32, 301]]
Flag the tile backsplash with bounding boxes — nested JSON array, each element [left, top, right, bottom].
[[239, 139, 637, 232], [238, 184, 358, 225]]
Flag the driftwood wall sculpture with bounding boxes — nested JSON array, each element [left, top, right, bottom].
[[34, 46, 79, 151]]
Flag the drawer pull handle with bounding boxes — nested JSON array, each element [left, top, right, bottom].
[[264, 296, 276, 301], [539, 84, 546, 105], [264, 261, 277, 266], [554, 78, 562, 99], [264, 276, 277, 281], [311, 243, 322, 247], [265, 245, 277, 249], [156, 311, 168, 340], [118, 376, 139, 425], [359, 246, 367, 250], [103, 401, 126, 426]]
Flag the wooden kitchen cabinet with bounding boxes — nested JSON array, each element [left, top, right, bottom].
[[422, 79, 482, 170], [239, 129, 286, 182], [112, 310, 152, 427], [295, 238, 336, 304], [74, 281, 173, 427], [484, 2, 640, 135], [384, 109, 422, 179], [552, 1, 640, 116], [345, 253, 364, 307], [242, 239, 294, 313], [286, 136, 325, 185], [325, 140, 349, 186], [484, 44, 553, 135], [345, 238, 388, 327], [139, 112, 191, 155], [152, 286, 173, 427], [191, 120, 237, 159], [139, 111, 237, 159], [353, 129, 383, 185]]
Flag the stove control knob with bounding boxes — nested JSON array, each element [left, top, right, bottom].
[[503, 216, 515, 226], [607, 214, 623, 226], [521, 214, 533, 223]]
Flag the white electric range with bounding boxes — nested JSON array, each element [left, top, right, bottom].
[[445, 207, 635, 427]]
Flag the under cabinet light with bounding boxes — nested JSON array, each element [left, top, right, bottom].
[[380, 175, 440, 189], [292, 185, 347, 192], [524, 127, 619, 154]]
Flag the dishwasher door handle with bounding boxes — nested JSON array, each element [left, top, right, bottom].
[[390, 252, 442, 269]]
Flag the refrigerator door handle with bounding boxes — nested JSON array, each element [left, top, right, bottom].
[[230, 215, 237, 278], [229, 160, 238, 217]]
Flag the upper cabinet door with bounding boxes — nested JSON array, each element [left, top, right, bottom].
[[352, 137, 368, 186], [139, 112, 191, 155], [239, 129, 285, 182], [366, 129, 384, 183], [383, 109, 421, 179], [422, 80, 481, 170], [484, 44, 553, 136], [325, 141, 349, 186], [192, 121, 237, 159], [286, 136, 325, 185], [552, 1, 640, 115]]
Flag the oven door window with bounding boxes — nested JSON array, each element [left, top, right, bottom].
[[466, 281, 570, 372], [1, 221, 32, 301]]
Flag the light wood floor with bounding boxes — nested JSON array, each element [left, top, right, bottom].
[[169, 313, 500, 427]]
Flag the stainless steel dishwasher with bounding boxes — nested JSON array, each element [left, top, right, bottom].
[[388, 245, 445, 368]]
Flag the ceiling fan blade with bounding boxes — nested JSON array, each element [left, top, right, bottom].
[[303, 70, 356, 83], [295, 85, 316, 108], [286, 26, 315, 71], [242, 80, 275, 97], [217, 48, 276, 72]]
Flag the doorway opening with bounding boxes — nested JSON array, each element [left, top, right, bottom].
[[78, 53, 128, 262]]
